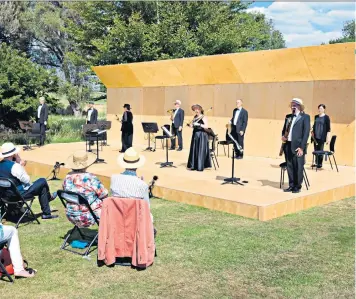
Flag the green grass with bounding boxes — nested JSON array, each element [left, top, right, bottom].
[[0, 178, 354, 298]]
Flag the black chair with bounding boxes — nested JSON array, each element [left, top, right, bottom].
[[0, 242, 14, 283], [312, 135, 338, 172], [209, 132, 219, 170], [154, 124, 170, 151], [57, 190, 99, 257], [217, 129, 234, 157], [27, 123, 42, 148], [279, 160, 310, 190], [0, 178, 40, 228]]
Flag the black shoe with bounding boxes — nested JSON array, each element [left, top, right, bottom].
[[317, 165, 322, 169], [284, 187, 294, 192], [292, 188, 301, 193], [42, 214, 59, 220], [236, 156, 243, 159], [119, 150, 125, 153], [169, 148, 175, 150], [177, 148, 182, 151]]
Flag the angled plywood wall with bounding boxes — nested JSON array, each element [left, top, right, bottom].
[[93, 43, 355, 166]]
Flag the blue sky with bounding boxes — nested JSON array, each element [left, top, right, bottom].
[[247, 1, 355, 47]]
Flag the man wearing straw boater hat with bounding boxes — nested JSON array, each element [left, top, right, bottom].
[[281, 98, 310, 193], [110, 148, 150, 203], [0, 143, 58, 219]]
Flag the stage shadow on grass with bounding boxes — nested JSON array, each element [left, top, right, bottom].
[[258, 179, 281, 189]]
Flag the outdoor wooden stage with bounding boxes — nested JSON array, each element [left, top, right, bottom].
[[21, 142, 355, 221]]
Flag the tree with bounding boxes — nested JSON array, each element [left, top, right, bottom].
[[329, 20, 355, 44], [0, 43, 59, 127]]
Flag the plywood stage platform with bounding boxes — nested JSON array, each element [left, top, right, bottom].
[[21, 142, 355, 221]]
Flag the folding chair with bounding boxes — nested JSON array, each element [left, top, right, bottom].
[[312, 135, 339, 172], [154, 124, 170, 151], [279, 162, 310, 190], [27, 123, 42, 147], [0, 178, 40, 228], [0, 242, 14, 283], [57, 190, 99, 257]]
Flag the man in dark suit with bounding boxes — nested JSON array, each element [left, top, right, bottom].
[[282, 98, 310, 193], [36, 96, 49, 146], [230, 99, 248, 159], [170, 100, 185, 151], [86, 101, 98, 124]]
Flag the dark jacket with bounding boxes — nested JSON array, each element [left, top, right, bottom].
[[312, 114, 330, 142], [172, 108, 184, 128], [87, 108, 98, 124], [230, 108, 248, 133], [282, 112, 310, 153], [121, 111, 133, 134], [37, 103, 49, 124]]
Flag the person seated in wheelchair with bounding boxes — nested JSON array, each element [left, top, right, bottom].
[[0, 224, 37, 278], [0, 143, 58, 220], [63, 151, 108, 227]]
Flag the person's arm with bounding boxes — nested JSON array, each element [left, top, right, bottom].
[[93, 109, 98, 124], [92, 175, 108, 199], [230, 109, 235, 124], [326, 115, 331, 143], [44, 104, 49, 123], [200, 116, 209, 129], [300, 114, 311, 151], [241, 110, 248, 134], [179, 110, 184, 129], [122, 111, 128, 123], [11, 163, 31, 184]]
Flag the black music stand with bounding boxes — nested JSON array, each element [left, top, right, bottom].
[[159, 126, 176, 168], [83, 124, 98, 152], [142, 122, 159, 152], [97, 121, 111, 146], [221, 148, 243, 186], [18, 121, 34, 151]]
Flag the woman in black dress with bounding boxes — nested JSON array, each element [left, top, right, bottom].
[[312, 104, 331, 168], [187, 104, 212, 171], [120, 104, 133, 153]]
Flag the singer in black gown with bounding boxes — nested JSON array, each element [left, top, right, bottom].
[[187, 105, 212, 171]]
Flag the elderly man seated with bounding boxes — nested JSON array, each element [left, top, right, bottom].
[[0, 143, 58, 220]]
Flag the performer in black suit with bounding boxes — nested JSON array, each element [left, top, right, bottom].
[[86, 101, 98, 124], [36, 96, 49, 146], [170, 100, 185, 151], [230, 99, 248, 159], [282, 98, 310, 193], [187, 104, 212, 172], [120, 104, 133, 153], [311, 104, 331, 169]]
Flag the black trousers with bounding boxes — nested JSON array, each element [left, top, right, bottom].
[[231, 130, 244, 157], [285, 142, 305, 189], [122, 132, 133, 151], [21, 178, 52, 215], [313, 139, 325, 166], [171, 126, 183, 149], [39, 123, 46, 145]]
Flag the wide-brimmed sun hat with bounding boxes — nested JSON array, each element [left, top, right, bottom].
[[0, 143, 20, 159], [191, 104, 203, 111], [66, 150, 97, 170], [118, 147, 146, 169], [290, 98, 305, 110]]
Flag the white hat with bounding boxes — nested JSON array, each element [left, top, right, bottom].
[[118, 147, 146, 169], [291, 98, 304, 106], [66, 150, 96, 170], [0, 143, 20, 159]]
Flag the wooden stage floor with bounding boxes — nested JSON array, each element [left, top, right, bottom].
[[21, 142, 355, 221]]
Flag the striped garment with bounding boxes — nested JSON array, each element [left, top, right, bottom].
[[110, 171, 150, 204]]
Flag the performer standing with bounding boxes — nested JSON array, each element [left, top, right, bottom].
[[120, 104, 133, 153], [311, 104, 331, 169], [282, 98, 310, 193], [170, 100, 185, 151], [187, 104, 212, 172], [36, 96, 49, 146], [230, 99, 248, 159], [86, 101, 98, 124]]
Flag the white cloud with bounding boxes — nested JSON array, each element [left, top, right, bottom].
[[246, 2, 355, 47]]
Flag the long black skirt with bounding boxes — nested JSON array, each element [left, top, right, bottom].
[[187, 130, 212, 171]]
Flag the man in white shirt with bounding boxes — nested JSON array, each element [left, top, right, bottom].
[[0, 143, 58, 220], [86, 101, 98, 124], [36, 96, 49, 146], [230, 99, 248, 159], [170, 100, 185, 151]]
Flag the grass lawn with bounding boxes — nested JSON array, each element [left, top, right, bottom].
[[0, 178, 354, 298]]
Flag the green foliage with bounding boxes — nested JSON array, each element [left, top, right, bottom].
[[329, 20, 355, 44], [0, 43, 59, 127], [46, 115, 86, 143]]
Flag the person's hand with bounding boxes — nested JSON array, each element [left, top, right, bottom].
[[140, 176, 144, 181], [296, 147, 303, 157], [178, 126, 182, 131], [282, 136, 287, 142], [44, 121, 47, 125], [20, 160, 27, 167], [193, 122, 200, 127], [239, 131, 244, 136]]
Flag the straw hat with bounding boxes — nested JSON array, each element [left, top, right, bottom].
[[117, 147, 145, 169], [191, 104, 203, 111], [0, 143, 20, 159], [66, 150, 96, 170], [290, 98, 305, 110]]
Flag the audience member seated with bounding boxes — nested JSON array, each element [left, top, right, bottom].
[[110, 147, 150, 204], [63, 150, 108, 227], [0, 223, 37, 278], [0, 143, 58, 220]]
